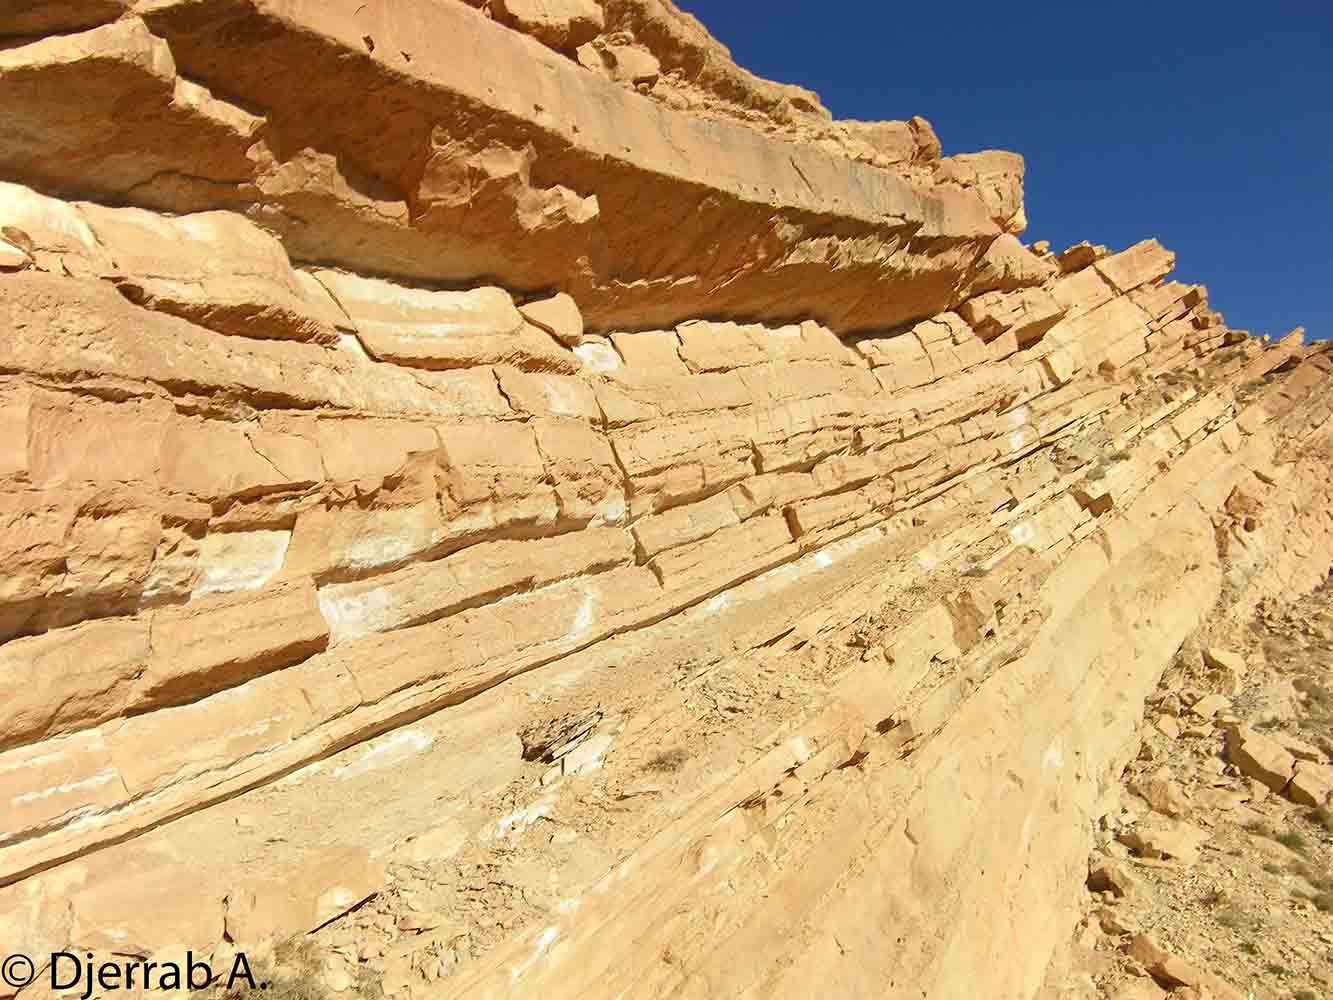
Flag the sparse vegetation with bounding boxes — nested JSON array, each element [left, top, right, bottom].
[[1289, 860, 1333, 893], [1215, 907, 1244, 929], [259, 974, 329, 1000], [1100, 585, 1333, 998], [1294, 677, 1333, 719], [1278, 829, 1311, 856], [355, 966, 385, 1000], [220, 938, 331, 1000], [1308, 805, 1333, 834], [645, 747, 690, 773], [1237, 378, 1268, 403], [1159, 369, 1208, 393], [1245, 821, 1314, 857]]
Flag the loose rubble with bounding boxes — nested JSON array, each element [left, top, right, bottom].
[[1059, 584, 1333, 1000]]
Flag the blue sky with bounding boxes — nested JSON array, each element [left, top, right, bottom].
[[680, 2, 1332, 341]]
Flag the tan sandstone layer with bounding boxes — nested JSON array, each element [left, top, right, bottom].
[[1051, 587, 1333, 1000], [0, 3, 1329, 1000], [0, 0, 1036, 334]]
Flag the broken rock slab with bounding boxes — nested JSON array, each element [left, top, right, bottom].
[[311, 271, 577, 373], [1276, 731, 1326, 763], [519, 291, 584, 346], [77, 200, 342, 345], [1289, 760, 1333, 807], [1223, 723, 1297, 793], [1117, 814, 1209, 868], [1202, 646, 1247, 690], [1125, 934, 1245, 999], [0, 239, 30, 269], [1154, 715, 1181, 740], [492, 0, 605, 53], [1130, 767, 1190, 819]]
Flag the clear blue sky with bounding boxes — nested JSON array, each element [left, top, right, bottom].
[[680, 2, 1332, 341]]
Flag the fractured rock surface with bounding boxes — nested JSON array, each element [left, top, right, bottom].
[[0, 4, 1329, 1000], [1062, 584, 1333, 1000]]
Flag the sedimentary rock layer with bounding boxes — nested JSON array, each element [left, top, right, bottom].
[[0, 4, 1328, 1000], [0, 1, 1040, 334]]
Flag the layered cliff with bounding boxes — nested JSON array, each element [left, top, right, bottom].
[[0, 4, 1329, 999]]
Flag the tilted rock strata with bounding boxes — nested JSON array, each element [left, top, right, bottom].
[[0, 4, 1329, 999], [469, 0, 1025, 233], [0, 2, 1038, 335], [1, 164, 1328, 963]]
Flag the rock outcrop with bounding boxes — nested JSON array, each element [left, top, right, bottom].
[[1066, 583, 1333, 1000], [0, 4, 1328, 999]]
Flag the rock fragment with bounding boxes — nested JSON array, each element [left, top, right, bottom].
[[1131, 767, 1190, 818], [1117, 815, 1209, 867], [1203, 646, 1247, 692], [519, 292, 585, 346], [1223, 724, 1297, 793], [1189, 693, 1230, 719], [1087, 860, 1136, 899], [1289, 761, 1333, 807]]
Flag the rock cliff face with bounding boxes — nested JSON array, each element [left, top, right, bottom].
[[0, 4, 1329, 999]]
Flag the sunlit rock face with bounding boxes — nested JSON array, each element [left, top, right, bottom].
[[0, 4, 1329, 998]]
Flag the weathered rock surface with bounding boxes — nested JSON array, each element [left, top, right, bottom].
[[1224, 724, 1298, 792], [1062, 576, 1333, 1000], [0, 4, 1329, 1000], [0, 0, 1041, 335]]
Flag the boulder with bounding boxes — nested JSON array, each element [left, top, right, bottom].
[[1087, 860, 1136, 899], [1288, 761, 1333, 807], [1117, 815, 1209, 867], [1094, 905, 1141, 936], [1123, 935, 1243, 998], [1223, 724, 1296, 792], [1131, 767, 1190, 818]]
